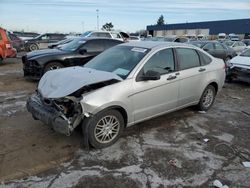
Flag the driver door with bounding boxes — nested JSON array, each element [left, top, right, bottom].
[[131, 48, 179, 123]]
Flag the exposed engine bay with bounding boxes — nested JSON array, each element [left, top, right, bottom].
[[27, 78, 120, 136]]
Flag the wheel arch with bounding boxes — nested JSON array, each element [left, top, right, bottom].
[[98, 105, 128, 127], [208, 81, 218, 94]]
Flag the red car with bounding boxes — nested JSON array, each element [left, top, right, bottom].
[[0, 27, 17, 63]]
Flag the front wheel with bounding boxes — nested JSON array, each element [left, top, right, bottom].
[[29, 43, 39, 51], [44, 62, 64, 74], [84, 109, 124, 148], [197, 85, 216, 111]]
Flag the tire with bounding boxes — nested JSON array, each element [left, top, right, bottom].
[[197, 85, 216, 111], [29, 43, 39, 51], [44, 62, 64, 73], [83, 109, 124, 149]]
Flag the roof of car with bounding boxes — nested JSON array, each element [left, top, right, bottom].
[[120, 41, 196, 49], [76, 37, 123, 42]]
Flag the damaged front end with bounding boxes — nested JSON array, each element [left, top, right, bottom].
[[27, 93, 83, 136], [27, 67, 122, 136]]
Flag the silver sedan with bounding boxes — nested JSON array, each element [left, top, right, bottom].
[[27, 42, 226, 148]]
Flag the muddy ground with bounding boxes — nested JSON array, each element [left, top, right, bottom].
[[0, 58, 250, 188]]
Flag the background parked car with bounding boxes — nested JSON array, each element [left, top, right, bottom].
[[223, 41, 246, 54], [227, 47, 250, 83], [22, 37, 124, 79], [7, 31, 25, 52], [189, 41, 236, 62], [48, 38, 75, 49], [0, 27, 17, 63], [228, 33, 239, 41], [81, 31, 124, 41], [24, 33, 66, 51]]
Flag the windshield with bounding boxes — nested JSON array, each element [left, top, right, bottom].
[[59, 38, 86, 52], [34, 34, 44, 39], [84, 46, 149, 79], [80, 31, 91, 37], [240, 48, 250, 57]]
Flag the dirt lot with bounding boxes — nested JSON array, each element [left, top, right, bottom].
[[0, 58, 250, 188]]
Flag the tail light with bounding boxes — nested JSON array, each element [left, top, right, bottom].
[[6, 43, 12, 49]]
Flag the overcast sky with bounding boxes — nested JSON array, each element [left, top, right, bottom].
[[0, 0, 250, 33]]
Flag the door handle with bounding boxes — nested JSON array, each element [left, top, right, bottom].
[[199, 68, 206, 72], [167, 75, 177, 80]]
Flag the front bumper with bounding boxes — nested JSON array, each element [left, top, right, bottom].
[[229, 67, 250, 83], [22, 56, 43, 80], [26, 94, 72, 135]]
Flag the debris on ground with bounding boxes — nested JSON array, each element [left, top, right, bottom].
[[242, 161, 250, 168]]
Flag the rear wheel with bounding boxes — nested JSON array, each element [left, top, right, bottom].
[[197, 85, 216, 111], [83, 109, 124, 148], [44, 62, 64, 73], [29, 43, 39, 51]]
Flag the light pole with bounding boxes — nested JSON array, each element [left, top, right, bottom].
[[96, 9, 99, 31]]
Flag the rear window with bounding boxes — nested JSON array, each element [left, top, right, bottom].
[[176, 48, 200, 70], [198, 51, 212, 65]]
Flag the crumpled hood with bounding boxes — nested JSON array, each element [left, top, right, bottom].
[[27, 49, 69, 59], [231, 55, 250, 69], [38, 67, 122, 99]]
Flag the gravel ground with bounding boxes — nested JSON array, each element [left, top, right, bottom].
[[0, 58, 250, 188]]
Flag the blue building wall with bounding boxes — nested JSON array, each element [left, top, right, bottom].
[[147, 19, 250, 34]]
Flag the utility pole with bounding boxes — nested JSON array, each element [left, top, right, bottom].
[[96, 9, 99, 31], [82, 21, 84, 33]]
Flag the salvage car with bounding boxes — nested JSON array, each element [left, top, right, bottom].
[[189, 41, 236, 62], [27, 42, 226, 148], [227, 47, 250, 83], [22, 37, 123, 80], [24, 33, 66, 51]]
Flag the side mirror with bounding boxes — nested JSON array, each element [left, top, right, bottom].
[[139, 70, 161, 81], [79, 49, 87, 55], [203, 48, 209, 52]]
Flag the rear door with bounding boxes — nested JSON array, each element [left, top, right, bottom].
[[37, 34, 49, 49], [175, 48, 204, 107], [213, 43, 227, 60]]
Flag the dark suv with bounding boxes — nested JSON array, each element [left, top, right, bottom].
[[22, 37, 123, 80], [24, 33, 65, 51]]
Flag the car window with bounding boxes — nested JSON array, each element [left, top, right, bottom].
[[238, 42, 245, 46], [198, 51, 212, 65], [176, 48, 200, 70], [41, 34, 49, 40], [81, 40, 104, 52], [0, 32, 2, 40], [85, 46, 149, 79], [214, 43, 225, 50], [240, 48, 250, 57], [98, 32, 111, 38], [111, 33, 122, 39], [203, 43, 214, 50], [143, 48, 175, 75], [103, 40, 123, 49]]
